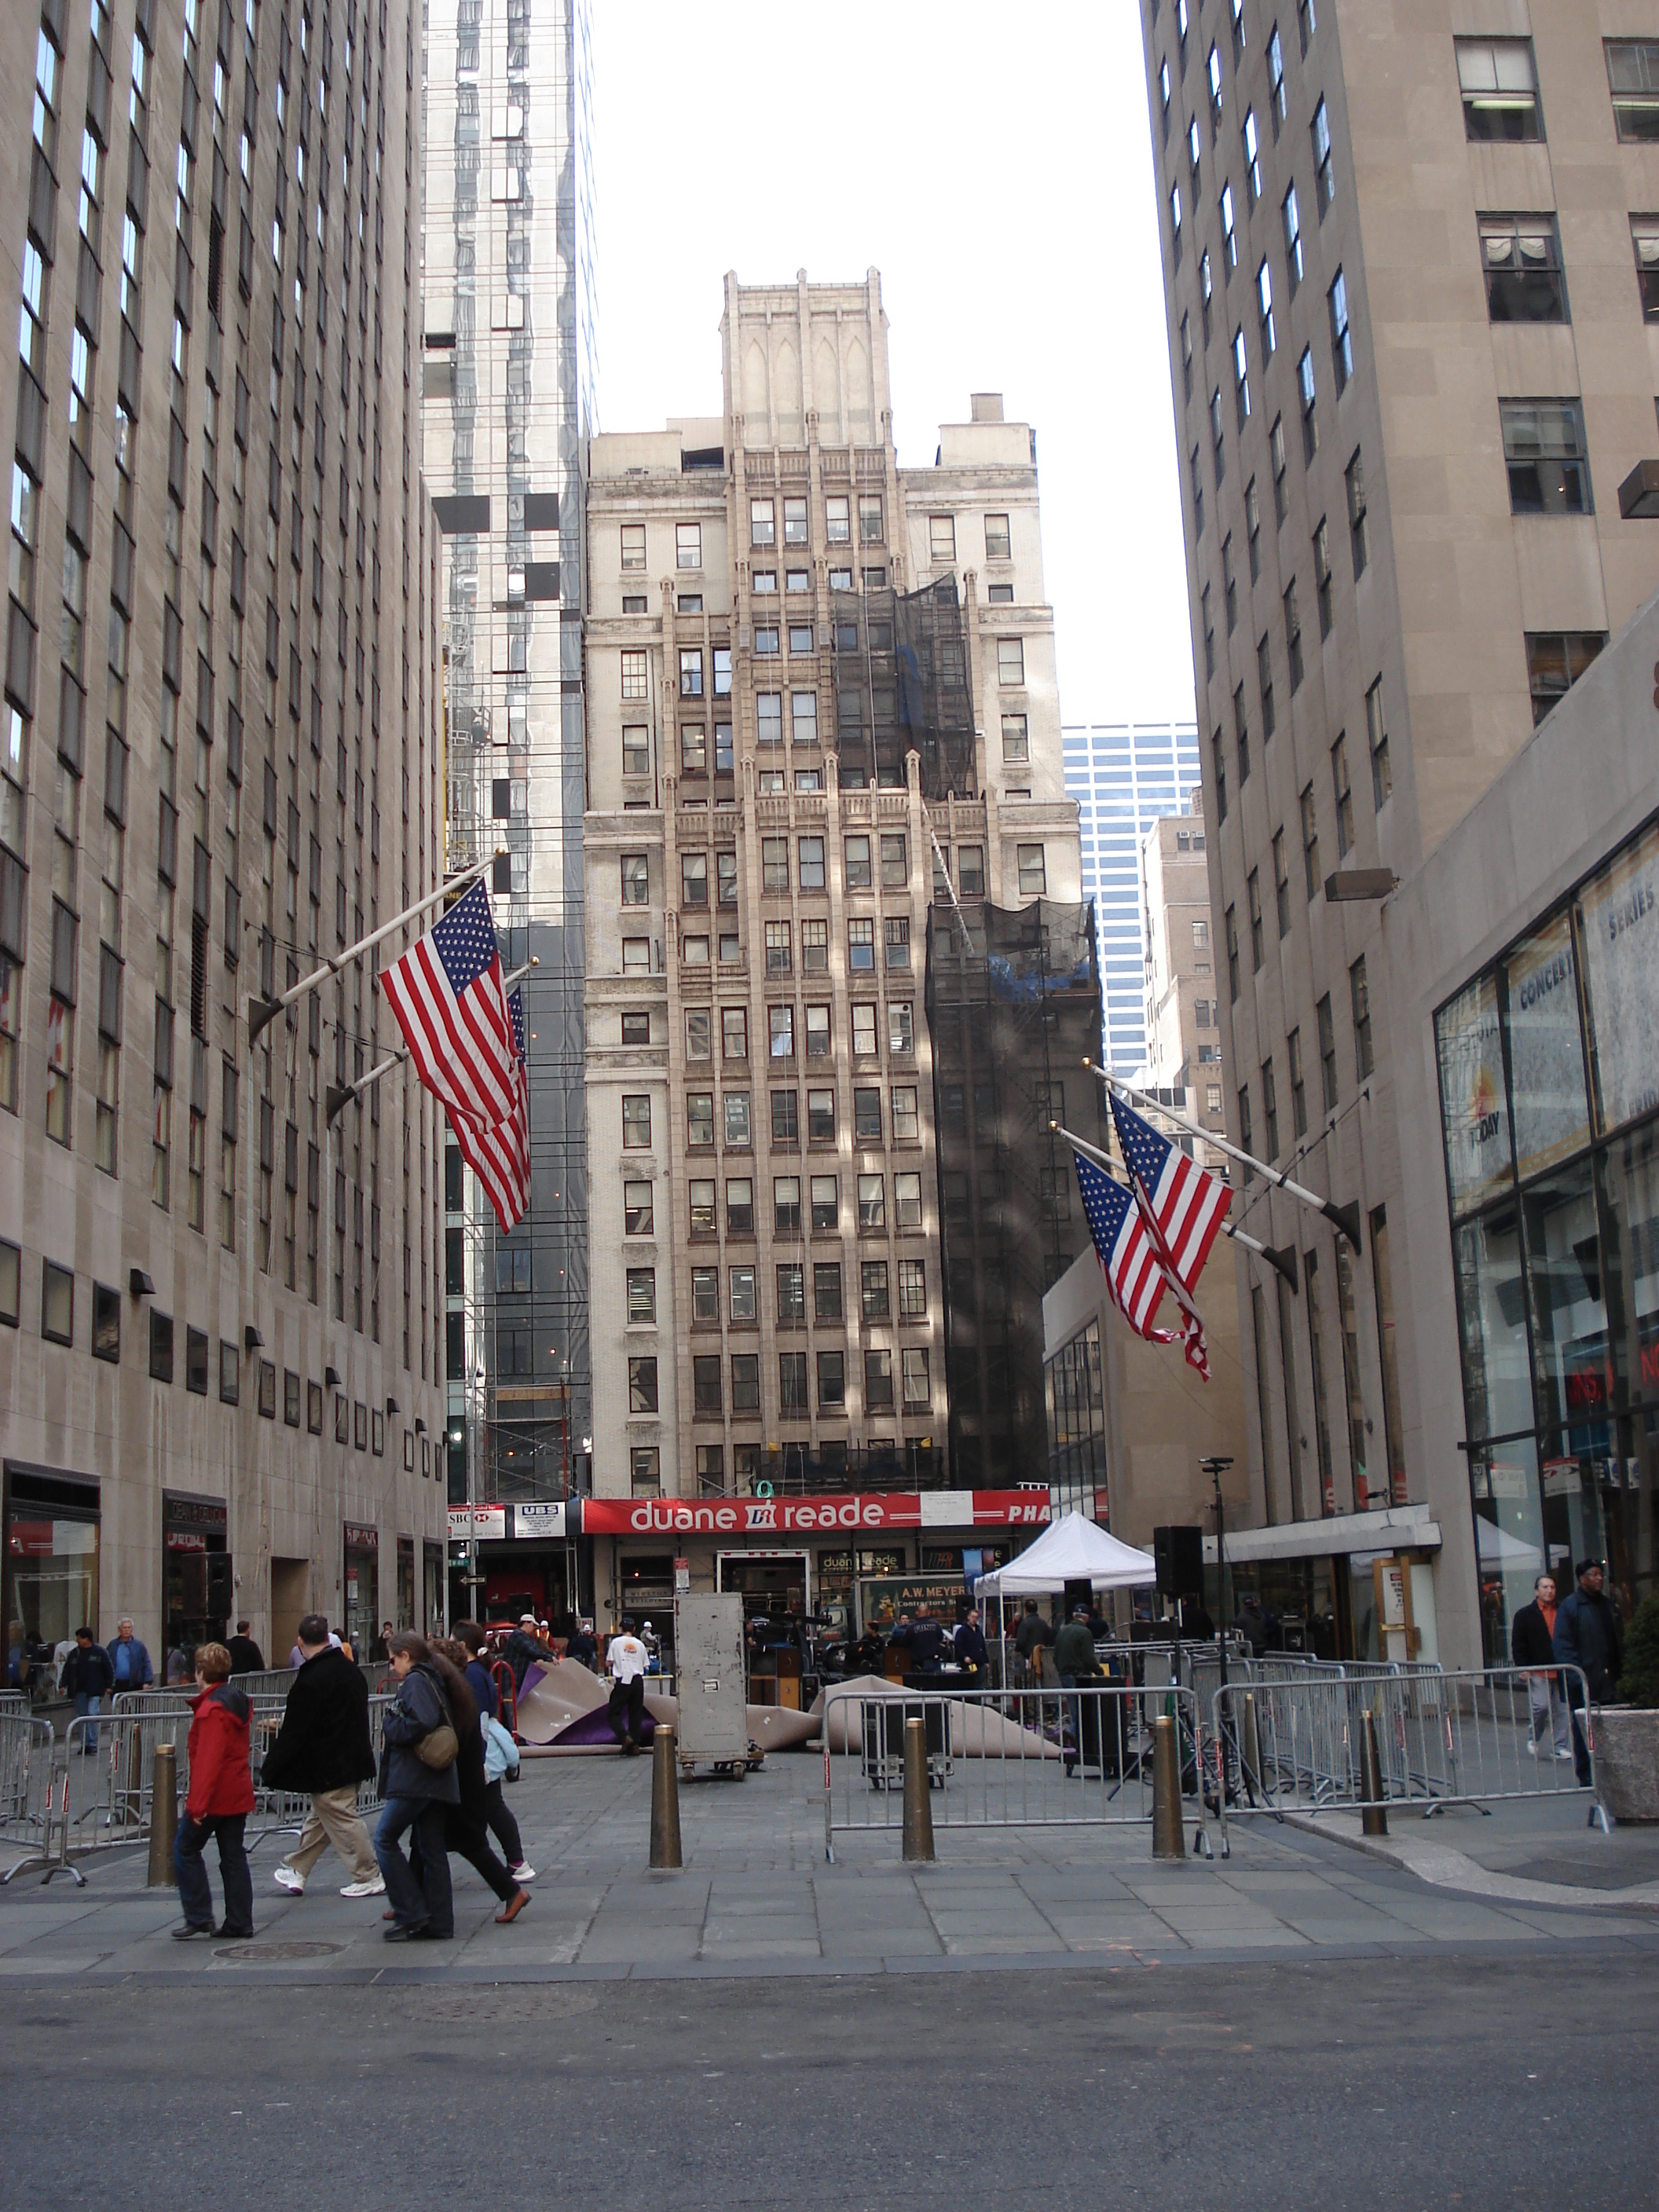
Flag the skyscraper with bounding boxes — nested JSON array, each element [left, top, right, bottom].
[[422, 0, 597, 1605], [1061, 719, 1199, 1069], [0, 0, 446, 1664]]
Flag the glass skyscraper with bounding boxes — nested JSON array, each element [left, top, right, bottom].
[[1061, 721, 1200, 1070]]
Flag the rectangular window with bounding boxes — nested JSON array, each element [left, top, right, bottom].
[[858, 1174, 885, 1229], [851, 1003, 877, 1057], [1458, 36, 1542, 141], [1480, 214, 1566, 322], [997, 637, 1025, 687], [1313, 518, 1333, 638], [1233, 325, 1251, 427], [1284, 581, 1303, 690], [844, 834, 872, 888], [1288, 1027, 1307, 1139], [1001, 711, 1030, 765], [1317, 992, 1338, 1111], [777, 1262, 804, 1321], [750, 498, 775, 549], [1632, 218, 1659, 319], [811, 1175, 838, 1231], [1016, 844, 1046, 897], [771, 1088, 800, 1144], [774, 1176, 801, 1234], [762, 837, 789, 892], [790, 691, 818, 748], [686, 1009, 712, 1063], [1270, 416, 1288, 522], [807, 1004, 832, 1057], [864, 1348, 895, 1412], [726, 1178, 753, 1234], [847, 917, 875, 972], [722, 1006, 749, 1060], [895, 1170, 922, 1228], [1298, 346, 1318, 462], [1261, 1057, 1280, 1158], [628, 1357, 658, 1413], [764, 920, 791, 976], [1500, 397, 1591, 515], [680, 851, 709, 910], [1247, 869, 1264, 970], [1237, 1084, 1253, 1177], [1350, 954, 1373, 1079], [1525, 631, 1607, 726], [928, 515, 956, 565], [1283, 181, 1303, 292], [621, 649, 648, 701], [783, 496, 808, 547], [862, 1259, 890, 1320], [798, 837, 825, 890], [687, 1092, 715, 1148], [680, 726, 708, 778], [622, 725, 650, 776], [1312, 98, 1336, 215], [627, 1268, 656, 1323], [1225, 905, 1240, 1002], [1608, 39, 1659, 140], [679, 648, 704, 698], [754, 626, 779, 659], [778, 1350, 808, 1415], [630, 1447, 661, 1498], [692, 1265, 720, 1324], [899, 1258, 927, 1317], [1328, 269, 1352, 390], [621, 523, 646, 572], [1236, 681, 1253, 778], [624, 1181, 654, 1236], [1365, 677, 1391, 808], [1212, 727, 1229, 823], [860, 494, 886, 545], [1273, 829, 1291, 936], [689, 1178, 716, 1234], [622, 1094, 652, 1148], [1331, 735, 1355, 857], [808, 1086, 835, 1142], [621, 852, 650, 907], [1346, 447, 1369, 577], [1301, 782, 1320, 899], [902, 1346, 931, 1412], [885, 916, 912, 975], [825, 496, 851, 546], [817, 1348, 845, 1412], [814, 1262, 842, 1321], [186, 1325, 208, 1393], [1296, 0, 1315, 56], [693, 1354, 722, 1415]]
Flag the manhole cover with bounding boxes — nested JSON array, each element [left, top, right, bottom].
[[214, 1939, 346, 1961]]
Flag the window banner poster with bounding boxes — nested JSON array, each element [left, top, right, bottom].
[[1504, 907, 1588, 1182], [1436, 969, 1510, 1214], [1579, 821, 1659, 1135]]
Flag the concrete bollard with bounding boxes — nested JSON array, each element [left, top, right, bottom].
[[1151, 1714, 1186, 1860], [146, 1741, 178, 1888], [902, 1716, 936, 1863], [649, 1723, 683, 1870], [1360, 1708, 1389, 1838], [1241, 1692, 1264, 1805]]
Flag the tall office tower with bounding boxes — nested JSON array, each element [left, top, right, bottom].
[[1061, 718, 1199, 1069], [422, 0, 596, 1588], [0, 0, 447, 1666], [580, 273, 1082, 1615], [1137, 2, 1659, 1544], [1139, 795, 1228, 1165]]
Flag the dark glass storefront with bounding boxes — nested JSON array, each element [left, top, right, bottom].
[[1436, 815, 1659, 1660], [1045, 1318, 1108, 1521], [4, 1464, 101, 1654]]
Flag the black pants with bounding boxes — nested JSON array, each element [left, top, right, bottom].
[[607, 1674, 645, 1745], [483, 1776, 522, 1866], [174, 1812, 253, 1936], [430, 1808, 516, 1904]]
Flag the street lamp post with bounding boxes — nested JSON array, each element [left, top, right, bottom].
[[1200, 1456, 1235, 1694]]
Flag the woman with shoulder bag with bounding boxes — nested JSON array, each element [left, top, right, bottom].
[[423, 1640, 530, 1925], [373, 1632, 460, 1940]]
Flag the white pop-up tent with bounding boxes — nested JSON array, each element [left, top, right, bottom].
[[976, 1511, 1158, 1599]]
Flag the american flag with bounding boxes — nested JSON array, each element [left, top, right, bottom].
[[1071, 1144, 1180, 1346], [1108, 1088, 1230, 1295], [378, 881, 529, 1232]]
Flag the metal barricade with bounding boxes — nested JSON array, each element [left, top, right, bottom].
[[0, 1711, 56, 1880], [0, 1689, 29, 1717], [1211, 1664, 1604, 1849], [822, 1681, 1211, 1860]]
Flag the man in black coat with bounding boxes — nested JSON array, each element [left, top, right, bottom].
[[1554, 1559, 1624, 1785], [262, 1613, 383, 1897], [1510, 1572, 1569, 1760], [226, 1621, 265, 1675], [62, 1626, 115, 1752]]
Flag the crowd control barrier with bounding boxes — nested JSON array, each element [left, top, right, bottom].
[[821, 1681, 1213, 1862], [1210, 1664, 1606, 1851], [0, 1712, 56, 1881]]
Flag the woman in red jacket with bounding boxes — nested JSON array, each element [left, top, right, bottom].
[[173, 1640, 256, 1939]]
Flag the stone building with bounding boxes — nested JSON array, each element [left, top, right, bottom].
[[0, 0, 446, 1667], [1140, 793, 1229, 1166]]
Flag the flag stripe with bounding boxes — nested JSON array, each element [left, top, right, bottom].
[[382, 939, 518, 1125]]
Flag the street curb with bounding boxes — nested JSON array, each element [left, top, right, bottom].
[[1276, 1810, 1659, 1912]]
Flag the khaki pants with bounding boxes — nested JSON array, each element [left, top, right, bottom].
[[280, 1785, 378, 1884]]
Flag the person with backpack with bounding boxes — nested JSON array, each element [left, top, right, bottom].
[[423, 1640, 530, 1924], [373, 1632, 460, 1940]]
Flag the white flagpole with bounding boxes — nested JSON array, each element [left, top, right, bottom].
[[324, 958, 540, 1125], [246, 851, 504, 1051], [1085, 1061, 1361, 1254], [1057, 1125, 1298, 1292]]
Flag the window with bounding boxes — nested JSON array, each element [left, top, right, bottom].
[[1016, 844, 1046, 897], [771, 1087, 800, 1145], [1288, 1027, 1308, 1139], [862, 1259, 890, 1320], [811, 1175, 838, 1231], [1365, 678, 1391, 808], [628, 1268, 656, 1324], [1350, 955, 1373, 1079], [997, 637, 1025, 687], [624, 1180, 654, 1236], [681, 935, 709, 966], [1301, 783, 1320, 898], [1298, 346, 1318, 461], [1210, 386, 1226, 483], [808, 1004, 832, 1057], [1273, 830, 1291, 936], [727, 1177, 754, 1234], [1238, 1084, 1254, 1174], [1255, 261, 1276, 368], [1313, 518, 1333, 638], [1202, 585, 1216, 678], [677, 851, 708, 912], [864, 1349, 895, 1412], [1261, 1057, 1280, 1157], [628, 1357, 659, 1413], [808, 1087, 835, 1141], [884, 917, 910, 971], [1311, 99, 1336, 216], [852, 1003, 877, 1057], [929, 515, 956, 565], [895, 1170, 922, 1228], [689, 1179, 716, 1234], [1457, 36, 1542, 141], [980, 511, 1013, 566], [749, 498, 775, 549], [1208, 40, 1225, 124], [1243, 108, 1262, 203], [825, 496, 851, 546], [774, 1175, 801, 1234], [778, 1263, 804, 1321], [1225, 905, 1240, 1002], [790, 691, 818, 748], [693, 1355, 722, 1415], [90, 1280, 121, 1362], [1328, 270, 1353, 393], [1235, 685, 1251, 783], [881, 835, 907, 888], [813, 1262, 843, 1322], [686, 1009, 713, 1064], [762, 837, 789, 893], [1345, 447, 1369, 577], [898, 1258, 927, 1318], [1243, 478, 1262, 585], [186, 1327, 208, 1394], [620, 852, 650, 909], [860, 495, 886, 545], [761, 920, 791, 978], [687, 1093, 715, 1148], [1268, 22, 1287, 128], [622, 725, 650, 777], [778, 1350, 808, 1415], [621, 523, 646, 572], [679, 649, 704, 698], [1220, 181, 1238, 272], [1247, 870, 1264, 970], [1331, 734, 1355, 857], [1500, 398, 1591, 516], [622, 1094, 651, 1148], [1607, 40, 1659, 140], [844, 833, 872, 890], [631, 1448, 661, 1498], [1480, 214, 1566, 322], [768, 1005, 796, 1062], [858, 1174, 885, 1229], [902, 1346, 932, 1412], [1191, 443, 1205, 538], [1232, 325, 1251, 427], [1270, 416, 1288, 522], [1284, 582, 1304, 690], [1317, 993, 1338, 1111], [798, 837, 825, 890], [1525, 632, 1607, 726], [1283, 182, 1303, 292], [784, 496, 808, 548], [621, 649, 648, 701], [1295, 0, 1315, 55]]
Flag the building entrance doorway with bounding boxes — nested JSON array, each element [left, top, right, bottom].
[[716, 1550, 811, 1617]]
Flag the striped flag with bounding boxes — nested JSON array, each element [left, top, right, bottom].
[[1071, 1144, 1180, 1347], [1136, 1192, 1213, 1381], [1108, 1088, 1230, 1295]]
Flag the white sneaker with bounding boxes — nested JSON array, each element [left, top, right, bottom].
[[272, 1865, 306, 1894], [507, 1862, 536, 1883], [1525, 1739, 1538, 1755], [340, 1877, 386, 1897], [1556, 1748, 1574, 1761]]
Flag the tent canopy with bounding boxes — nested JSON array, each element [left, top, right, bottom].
[[976, 1512, 1157, 1596]]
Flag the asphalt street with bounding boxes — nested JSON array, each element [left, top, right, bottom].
[[5, 1953, 1657, 2210]]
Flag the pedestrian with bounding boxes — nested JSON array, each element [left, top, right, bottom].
[[373, 1632, 460, 1940], [906, 1605, 945, 1672], [1554, 1558, 1624, 1785], [172, 1641, 255, 1940], [165, 1644, 192, 1685], [501, 1613, 547, 1691], [261, 1613, 385, 1899], [953, 1607, 988, 1683], [106, 1617, 155, 1690], [1511, 1572, 1570, 1761], [566, 1617, 599, 1669], [61, 1627, 115, 1752], [372, 1618, 395, 1661], [225, 1620, 265, 1674], [427, 1640, 531, 1922], [1054, 1604, 1101, 1776], [606, 1616, 650, 1753], [453, 1620, 500, 1719], [1178, 1591, 1216, 1641], [1232, 1595, 1271, 1657], [1013, 1598, 1053, 1688], [452, 1621, 533, 1882]]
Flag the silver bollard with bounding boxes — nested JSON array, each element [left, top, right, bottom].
[[147, 1741, 178, 1888], [902, 1716, 936, 1863], [649, 1723, 683, 1870]]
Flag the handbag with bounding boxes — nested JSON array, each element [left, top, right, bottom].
[[411, 1671, 459, 1771]]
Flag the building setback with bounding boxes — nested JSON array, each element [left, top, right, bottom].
[[0, 0, 447, 1667], [1140, 795, 1229, 1166], [580, 270, 1083, 1630], [1137, 0, 1659, 1655]]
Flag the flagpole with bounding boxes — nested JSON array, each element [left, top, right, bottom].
[[1057, 1126, 1299, 1293], [1085, 1061, 1361, 1254], [245, 851, 504, 1053]]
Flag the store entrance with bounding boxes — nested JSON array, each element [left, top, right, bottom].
[[717, 1551, 810, 1617]]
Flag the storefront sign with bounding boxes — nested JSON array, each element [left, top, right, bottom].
[[512, 1500, 566, 1541], [858, 1576, 970, 1629], [1436, 971, 1511, 1214], [580, 1489, 1052, 1537], [343, 1521, 379, 1551], [1580, 820, 1659, 1133], [1541, 1457, 1581, 1499], [446, 1507, 507, 1540]]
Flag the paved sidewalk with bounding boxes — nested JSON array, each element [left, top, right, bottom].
[[2, 1751, 1655, 1983]]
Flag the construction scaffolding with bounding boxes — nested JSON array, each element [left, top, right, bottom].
[[925, 897, 1109, 1490], [830, 577, 978, 797]]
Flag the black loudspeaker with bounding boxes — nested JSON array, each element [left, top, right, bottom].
[[205, 1552, 234, 1620], [1153, 1525, 1203, 1599]]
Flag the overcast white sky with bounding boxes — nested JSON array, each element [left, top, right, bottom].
[[589, 0, 1196, 732]]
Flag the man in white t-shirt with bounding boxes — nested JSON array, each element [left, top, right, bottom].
[[606, 1617, 650, 1753]]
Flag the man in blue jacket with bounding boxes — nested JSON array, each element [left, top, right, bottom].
[[1553, 1558, 1624, 1785], [106, 1617, 155, 1691]]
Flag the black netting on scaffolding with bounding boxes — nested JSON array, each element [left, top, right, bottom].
[[925, 897, 1110, 1490], [830, 577, 977, 797]]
